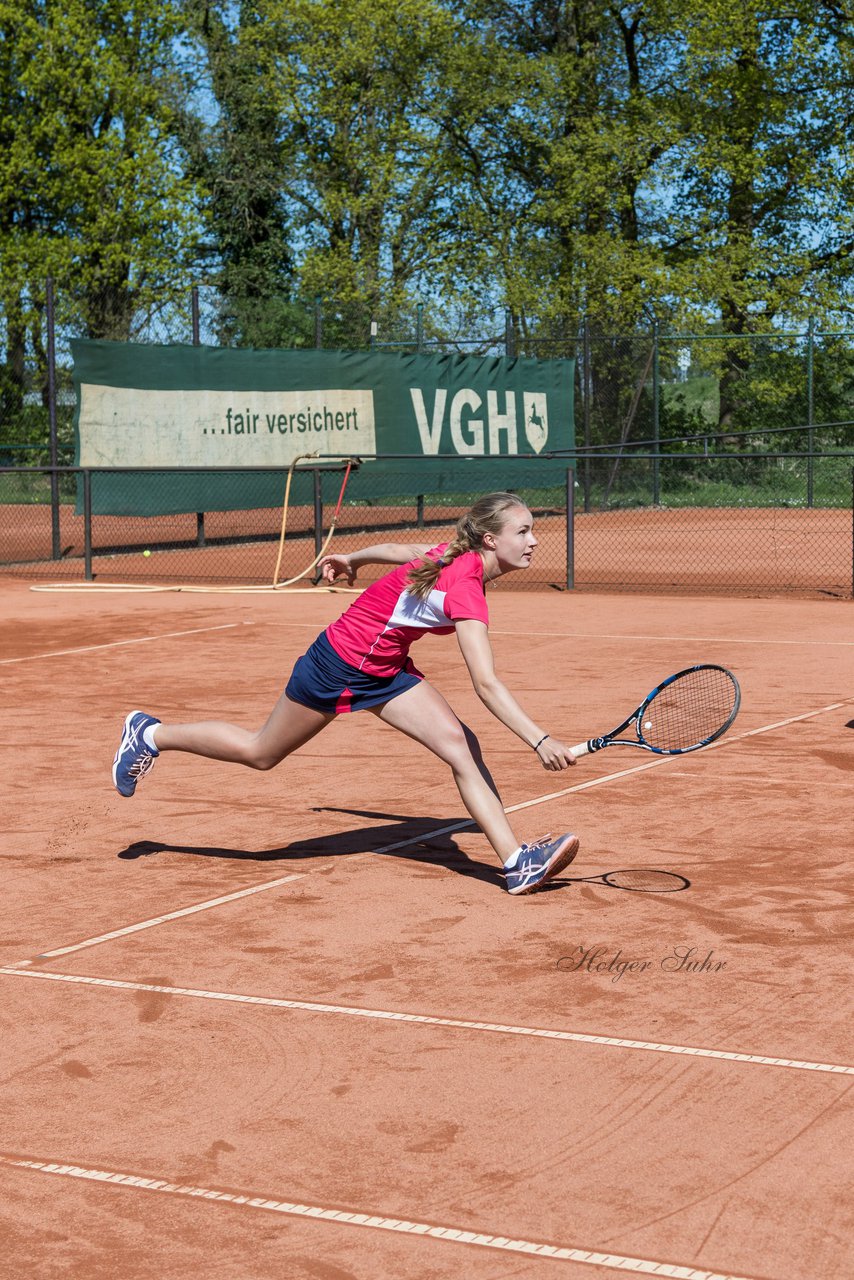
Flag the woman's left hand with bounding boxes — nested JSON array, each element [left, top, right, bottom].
[[319, 553, 355, 585]]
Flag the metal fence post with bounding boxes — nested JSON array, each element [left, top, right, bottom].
[[566, 467, 575, 590], [313, 467, 324, 581], [83, 469, 93, 581], [807, 315, 815, 508], [314, 296, 323, 349], [505, 310, 515, 359], [652, 319, 661, 506], [191, 287, 205, 546], [416, 302, 424, 354], [582, 318, 591, 513], [46, 277, 61, 559], [191, 285, 200, 345]]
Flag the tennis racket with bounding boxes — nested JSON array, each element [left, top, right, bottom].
[[571, 664, 740, 758]]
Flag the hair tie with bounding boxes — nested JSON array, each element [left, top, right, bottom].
[[435, 557, 447, 567]]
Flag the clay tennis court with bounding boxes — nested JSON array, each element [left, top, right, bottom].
[[2, 569, 853, 1279]]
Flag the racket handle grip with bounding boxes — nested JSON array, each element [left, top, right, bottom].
[[570, 741, 591, 758]]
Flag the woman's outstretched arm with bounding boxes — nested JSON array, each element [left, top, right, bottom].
[[455, 619, 577, 771], [319, 543, 433, 584]]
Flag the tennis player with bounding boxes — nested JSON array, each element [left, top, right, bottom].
[[112, 492, 579, 895]]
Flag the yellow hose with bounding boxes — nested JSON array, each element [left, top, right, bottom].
[[272, 452, 320, 587]]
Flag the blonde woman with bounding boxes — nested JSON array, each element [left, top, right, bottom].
[[112, 493, 579, 895]]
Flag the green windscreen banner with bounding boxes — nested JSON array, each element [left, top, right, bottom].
[[72, 340, 574, 515]]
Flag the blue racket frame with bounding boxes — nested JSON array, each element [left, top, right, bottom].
[[571, 664, 741, 757]]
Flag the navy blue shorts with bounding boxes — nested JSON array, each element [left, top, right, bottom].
[[285, 631, 423, 715]]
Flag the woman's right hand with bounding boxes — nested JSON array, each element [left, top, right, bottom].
[[535, 736, 578, 771], [319, 553, 355, 585]]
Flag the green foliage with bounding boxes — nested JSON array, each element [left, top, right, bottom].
[[2, 0, 854, 382], [0, 1, 203, 328]]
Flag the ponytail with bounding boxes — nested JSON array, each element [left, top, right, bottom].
[[407, 492, 524, 600]]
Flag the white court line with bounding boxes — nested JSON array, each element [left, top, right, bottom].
[[0, 621, 251, 665], [0, 1156, 762, 1280], [491, 629, 854, 647], [1, 968, 852, 1077], [266, 620, 854, 648], [10, 693, 852, 968], [12, 873, 313, 965]]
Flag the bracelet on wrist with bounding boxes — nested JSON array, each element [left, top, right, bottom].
[[533, 734, 550, 752]]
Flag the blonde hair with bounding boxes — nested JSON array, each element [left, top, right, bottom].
[[407, 492, 527, 600]]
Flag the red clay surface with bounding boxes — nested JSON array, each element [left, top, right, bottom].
[[1, 578, 853, 1279]]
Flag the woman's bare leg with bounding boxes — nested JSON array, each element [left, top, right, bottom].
[[371, 680, 520, 861], [155, 692, 333, 770]]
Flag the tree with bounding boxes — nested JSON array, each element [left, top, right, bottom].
[[0, 0, 202, 389], [177, 0, 463, 345], [176, 1, 305, 346], [654, 1, 854, 427], [266, 0, 460, 326]]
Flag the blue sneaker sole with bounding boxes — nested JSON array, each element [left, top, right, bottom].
[[112, 710, 153, 797], [507, 835, 580, 895]]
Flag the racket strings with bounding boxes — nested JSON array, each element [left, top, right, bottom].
[[641, 666, 738, 751]]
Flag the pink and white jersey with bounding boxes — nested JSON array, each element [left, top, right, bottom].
[[325, 543, 489, 677]]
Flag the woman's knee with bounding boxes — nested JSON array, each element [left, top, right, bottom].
[[442, 720, 480, 770], [243, 736, 285, 770]]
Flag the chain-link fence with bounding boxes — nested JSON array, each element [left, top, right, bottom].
[[3, 282, 854, 466], [0, 461, 570, 591], [567, 453, 854, 597], [2, 454, 852, 596], [2, 282, 853, 595]]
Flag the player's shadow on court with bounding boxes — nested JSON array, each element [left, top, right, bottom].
[[117, 807, 505, 888]]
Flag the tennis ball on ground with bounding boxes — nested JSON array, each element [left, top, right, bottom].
[[643, 720, 652, 729], [142, 549, 151, 557]]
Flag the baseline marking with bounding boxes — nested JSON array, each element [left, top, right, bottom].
[[0, 621, 252, 665], [11, 873, 313, 966], [10, 694, 851, 967], [0, 1155, 789, 1278], [2, 969, 852, 1077]]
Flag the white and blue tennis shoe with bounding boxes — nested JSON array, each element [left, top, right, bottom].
[[504, 833, 580, 895], [112, 710, 160, 797]]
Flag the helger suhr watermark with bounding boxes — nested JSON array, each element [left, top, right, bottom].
[[557, 944, 727, 983]]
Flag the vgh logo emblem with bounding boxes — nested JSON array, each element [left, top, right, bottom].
[[410, 388, 551, 455], [523, 394, 548, 453]]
